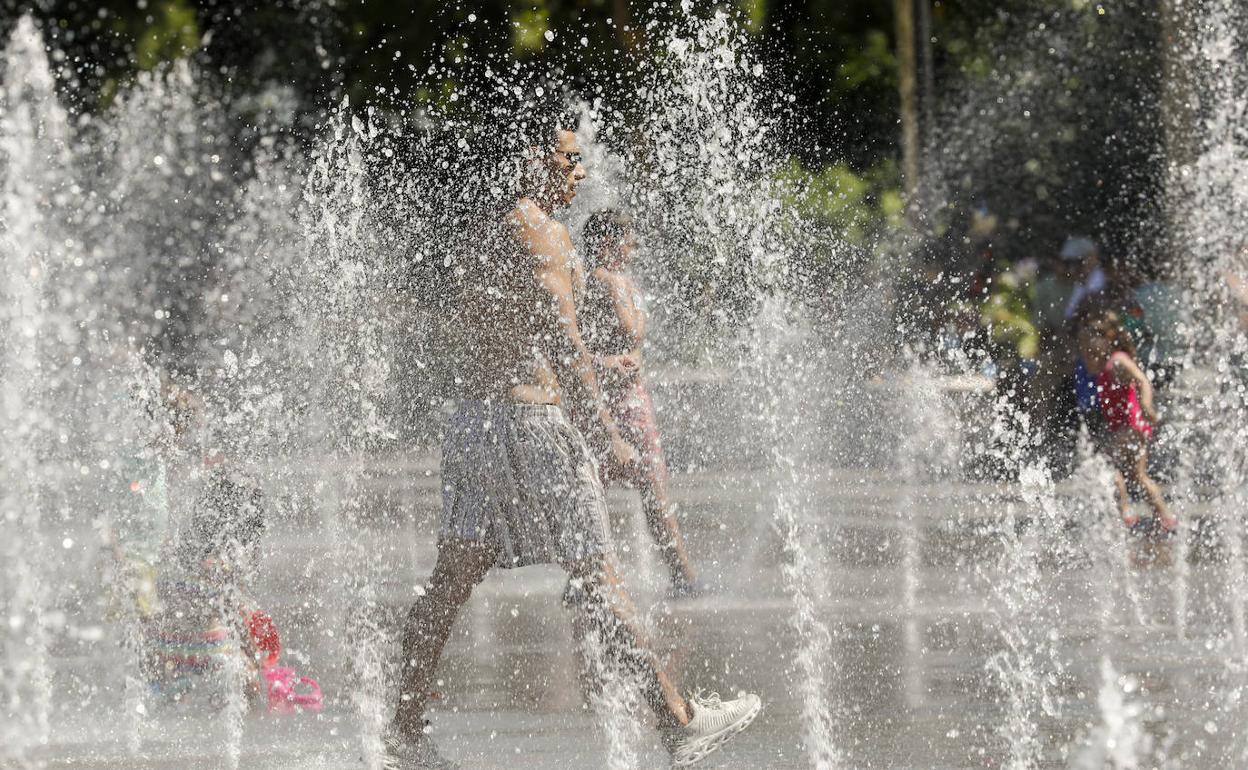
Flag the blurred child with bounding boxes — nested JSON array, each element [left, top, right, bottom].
[[1076, 310, 1176, 531], [104, 370, 318, 712], [142, 460, 274, 705]]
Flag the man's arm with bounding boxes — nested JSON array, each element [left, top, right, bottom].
[[514, 204, 636, 467]]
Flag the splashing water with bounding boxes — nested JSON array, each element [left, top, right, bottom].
[[979, 395, 1065, 768], [1071, 656, 1150, 770], [622, 8, 843, 765], [5, 4, 1248, 769], [1168, 1, 1248, 762], [0, 15, 70, 763]]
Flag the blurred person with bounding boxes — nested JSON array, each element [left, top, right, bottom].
[[1133, 273, 1181, 376], [1060, 236, 1107, 320], [142, 458, 273, 705], [579, 209, 700, 598], [1097, 263, 1183, 482], [1029, 236, 1107, 475], [107, 380, 317, 713], [962, 202, 1002, 300], [1076, 309, 1175, 531], [385, 117, 760, 770], [1031, 260, 1073, 341], [105, 373, 197, 618], [1224, 269, 1248, 331]]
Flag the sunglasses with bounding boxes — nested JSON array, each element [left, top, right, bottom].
[[560, 151, 583, 166]]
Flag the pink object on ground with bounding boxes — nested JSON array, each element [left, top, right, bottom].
[[264, 666, 323, 714]]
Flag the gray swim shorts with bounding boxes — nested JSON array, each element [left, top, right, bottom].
[[439, 400, 614, 568]]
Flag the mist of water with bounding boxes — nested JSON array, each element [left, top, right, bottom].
[[3, 3, 1248, 769]]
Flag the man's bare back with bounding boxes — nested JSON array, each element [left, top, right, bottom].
[[449, 198, 580, 407]]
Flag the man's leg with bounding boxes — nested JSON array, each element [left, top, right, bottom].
[[567, 555, 689, 727], [392, 539, 499, 738], [567, 553, 762, 766]]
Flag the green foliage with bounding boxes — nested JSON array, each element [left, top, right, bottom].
[[511, 4, 550, 55], [8, 0, 1171, 280], [925, 0, 1165, 263], [739, 0, 767, 33], [980, 271, 1039, 360], [765, 0, 899, 169], [779, 159, 903, 246], [834, 28, 896, 93], [16, 0, 906, 171], [133, 0, 199, 71]]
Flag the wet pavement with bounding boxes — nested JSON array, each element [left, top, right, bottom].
[[13, 456, 1248, 769]]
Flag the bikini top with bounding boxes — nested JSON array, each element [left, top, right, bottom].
[[1095, 352, 1137, 414]]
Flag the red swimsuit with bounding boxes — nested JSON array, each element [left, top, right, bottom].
[[1095, 352, 1153, 438]]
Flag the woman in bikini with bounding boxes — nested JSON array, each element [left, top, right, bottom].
[[580, 210, 700, 596]]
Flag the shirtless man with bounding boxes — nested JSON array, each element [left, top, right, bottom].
[[383, 120, 760, 769]]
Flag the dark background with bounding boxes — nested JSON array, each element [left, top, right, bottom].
[[0, 0, 1174, 288]]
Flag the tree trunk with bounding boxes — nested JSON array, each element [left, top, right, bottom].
[[1159, 0, 1197, 271], [895, 0, 920, 215], [915, 0, 934, 220]]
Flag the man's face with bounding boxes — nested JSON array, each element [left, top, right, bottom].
[[546, 129, 586, 207]]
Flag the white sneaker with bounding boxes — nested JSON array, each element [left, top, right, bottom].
[[661, 691, 762, 767]]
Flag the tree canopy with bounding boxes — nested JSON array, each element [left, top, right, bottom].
[[2, 0, 1172, 266]]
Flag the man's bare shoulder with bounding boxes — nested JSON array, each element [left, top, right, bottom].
[[509, 198, 564, 239], [508, 198, 572, 269], [507, 197, 545, 231]]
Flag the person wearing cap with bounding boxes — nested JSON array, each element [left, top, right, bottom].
[[1060, 237, 1108, 419], [1060, 236, 1107, 320]]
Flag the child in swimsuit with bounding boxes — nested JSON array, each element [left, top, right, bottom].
[[1075, 309, 1176, 530], [143, 461, 274, 706], [580, 210, 700, 596]]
